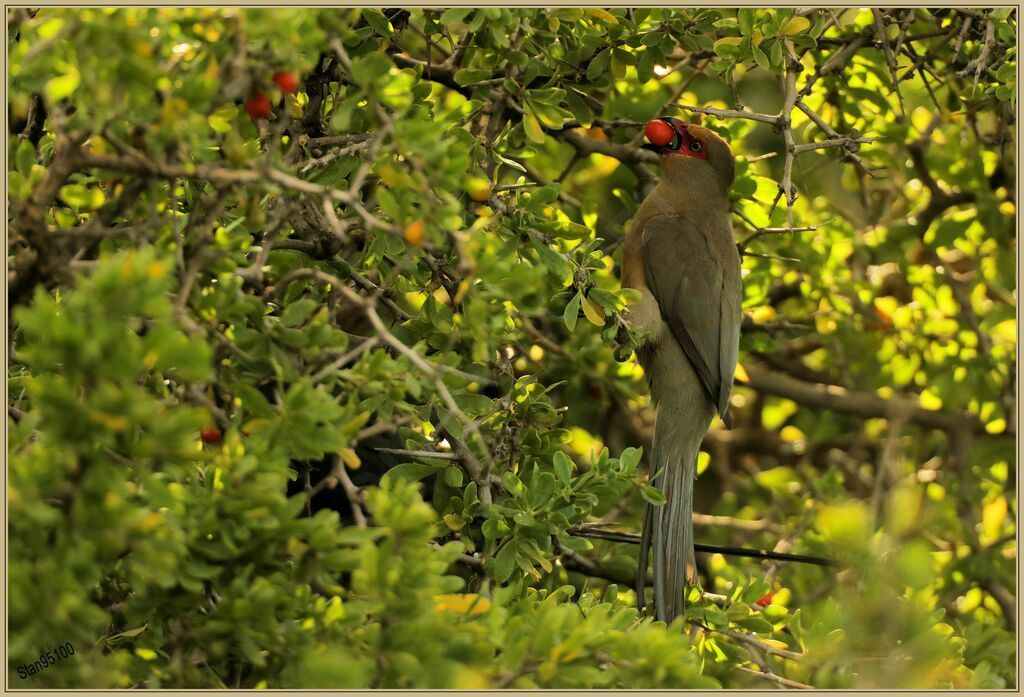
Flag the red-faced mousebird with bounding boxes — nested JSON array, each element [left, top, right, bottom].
[[621, 116, 742, 624]]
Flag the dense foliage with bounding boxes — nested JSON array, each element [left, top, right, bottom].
[[7, 7, 1016, 689]]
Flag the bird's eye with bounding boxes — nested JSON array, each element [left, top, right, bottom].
[[689, 141, 703, 153]]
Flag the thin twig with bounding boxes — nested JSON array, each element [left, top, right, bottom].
[[372, 447, 459, 460], [873, 10, 905, 116], [739, 220, 833, 252], [676, 103, 779, 125], [310, 336, 380, 383], [333, 454, 368, 527], [735, 664, 813, 689], [567, 526, 842, 567]]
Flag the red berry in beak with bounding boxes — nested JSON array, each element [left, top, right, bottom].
[[755, 592, 773, 608], [644, 119, 674, 147]]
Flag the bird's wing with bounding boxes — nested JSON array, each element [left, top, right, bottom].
[[717, 236, 742, 428], [640, 214, 741, 427]]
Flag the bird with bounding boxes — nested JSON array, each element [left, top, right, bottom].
[[620, 116, 742, 624]]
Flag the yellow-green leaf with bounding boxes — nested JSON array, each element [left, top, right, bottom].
[[780, 17, 811, 35], [580, 295, 605, 326], [208, 104, 238, 133], [434, 593, 491, 615], [611, 55, 626, 79], [443, 514, 465, 531], [340, 447, 361, 470], [583, 8, 618, 24], [523, 106, 545, 144]]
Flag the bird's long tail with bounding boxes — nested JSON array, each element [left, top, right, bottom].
[[636, 357, 714, 624]]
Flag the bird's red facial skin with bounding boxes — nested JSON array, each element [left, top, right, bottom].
[[675, 131, 709, 161], [673, 122, 710, 161]]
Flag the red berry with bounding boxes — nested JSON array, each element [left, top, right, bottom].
[[755, 592, 773, 608], [200, 426, 223, 444], [644, 119, 675, 147], [272, 71, 299, 95], [245, 93, 272, 119]]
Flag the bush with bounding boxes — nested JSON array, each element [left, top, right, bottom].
[[8, 7, 1016, 689]]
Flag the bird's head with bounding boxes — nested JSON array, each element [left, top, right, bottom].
[[642, 116, 735, 195]]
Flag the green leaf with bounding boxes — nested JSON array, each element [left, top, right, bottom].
[[702, 607, 728, 627], [443, 466, 463, 488], [619, 288, 642, 305], [637, 48, 655, 84], [495, 153, 527, 173], [15, 140, 35, 176], [558, 532, 593, 552], [8, 171, 29, 200], [714, 37, 743, 59], [563, 291, 582, 332], [768, 39, 784, 70], [741, 578, 772, 604], [502, 470, 525, 497], [208, 104, 237, 133], [738, 8, 755, 34], [588, 287, 619, 310], [565, 90, 595, 128], [553, 451, 573, 486], [439, 8, 472, 24], [733, 176, 758, 198], [752, 44, 770, 71], [381, 462, 439, 485], [59, 184, 92, 209], [351, 53, 393, 86], [612, 47, 636, 66], [610, 54, 627, 79], [454, 68, 492, 86], [529, 185, 559, 208], [780, 16, 811, 35], [736, 615, 775, 633], [280, 298, 319, 328], [493, 540, 517, 581], [586, 48, 612, 82], [618, 447, 642, 474], [640, 485, 666, 505], [525, 94, 569, 129], [528, 471, 556, 507], [362, 8, 393, 36], [522, 105, 546, 144]]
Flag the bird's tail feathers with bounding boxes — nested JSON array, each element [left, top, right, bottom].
[[643, 401, 708, 625]]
